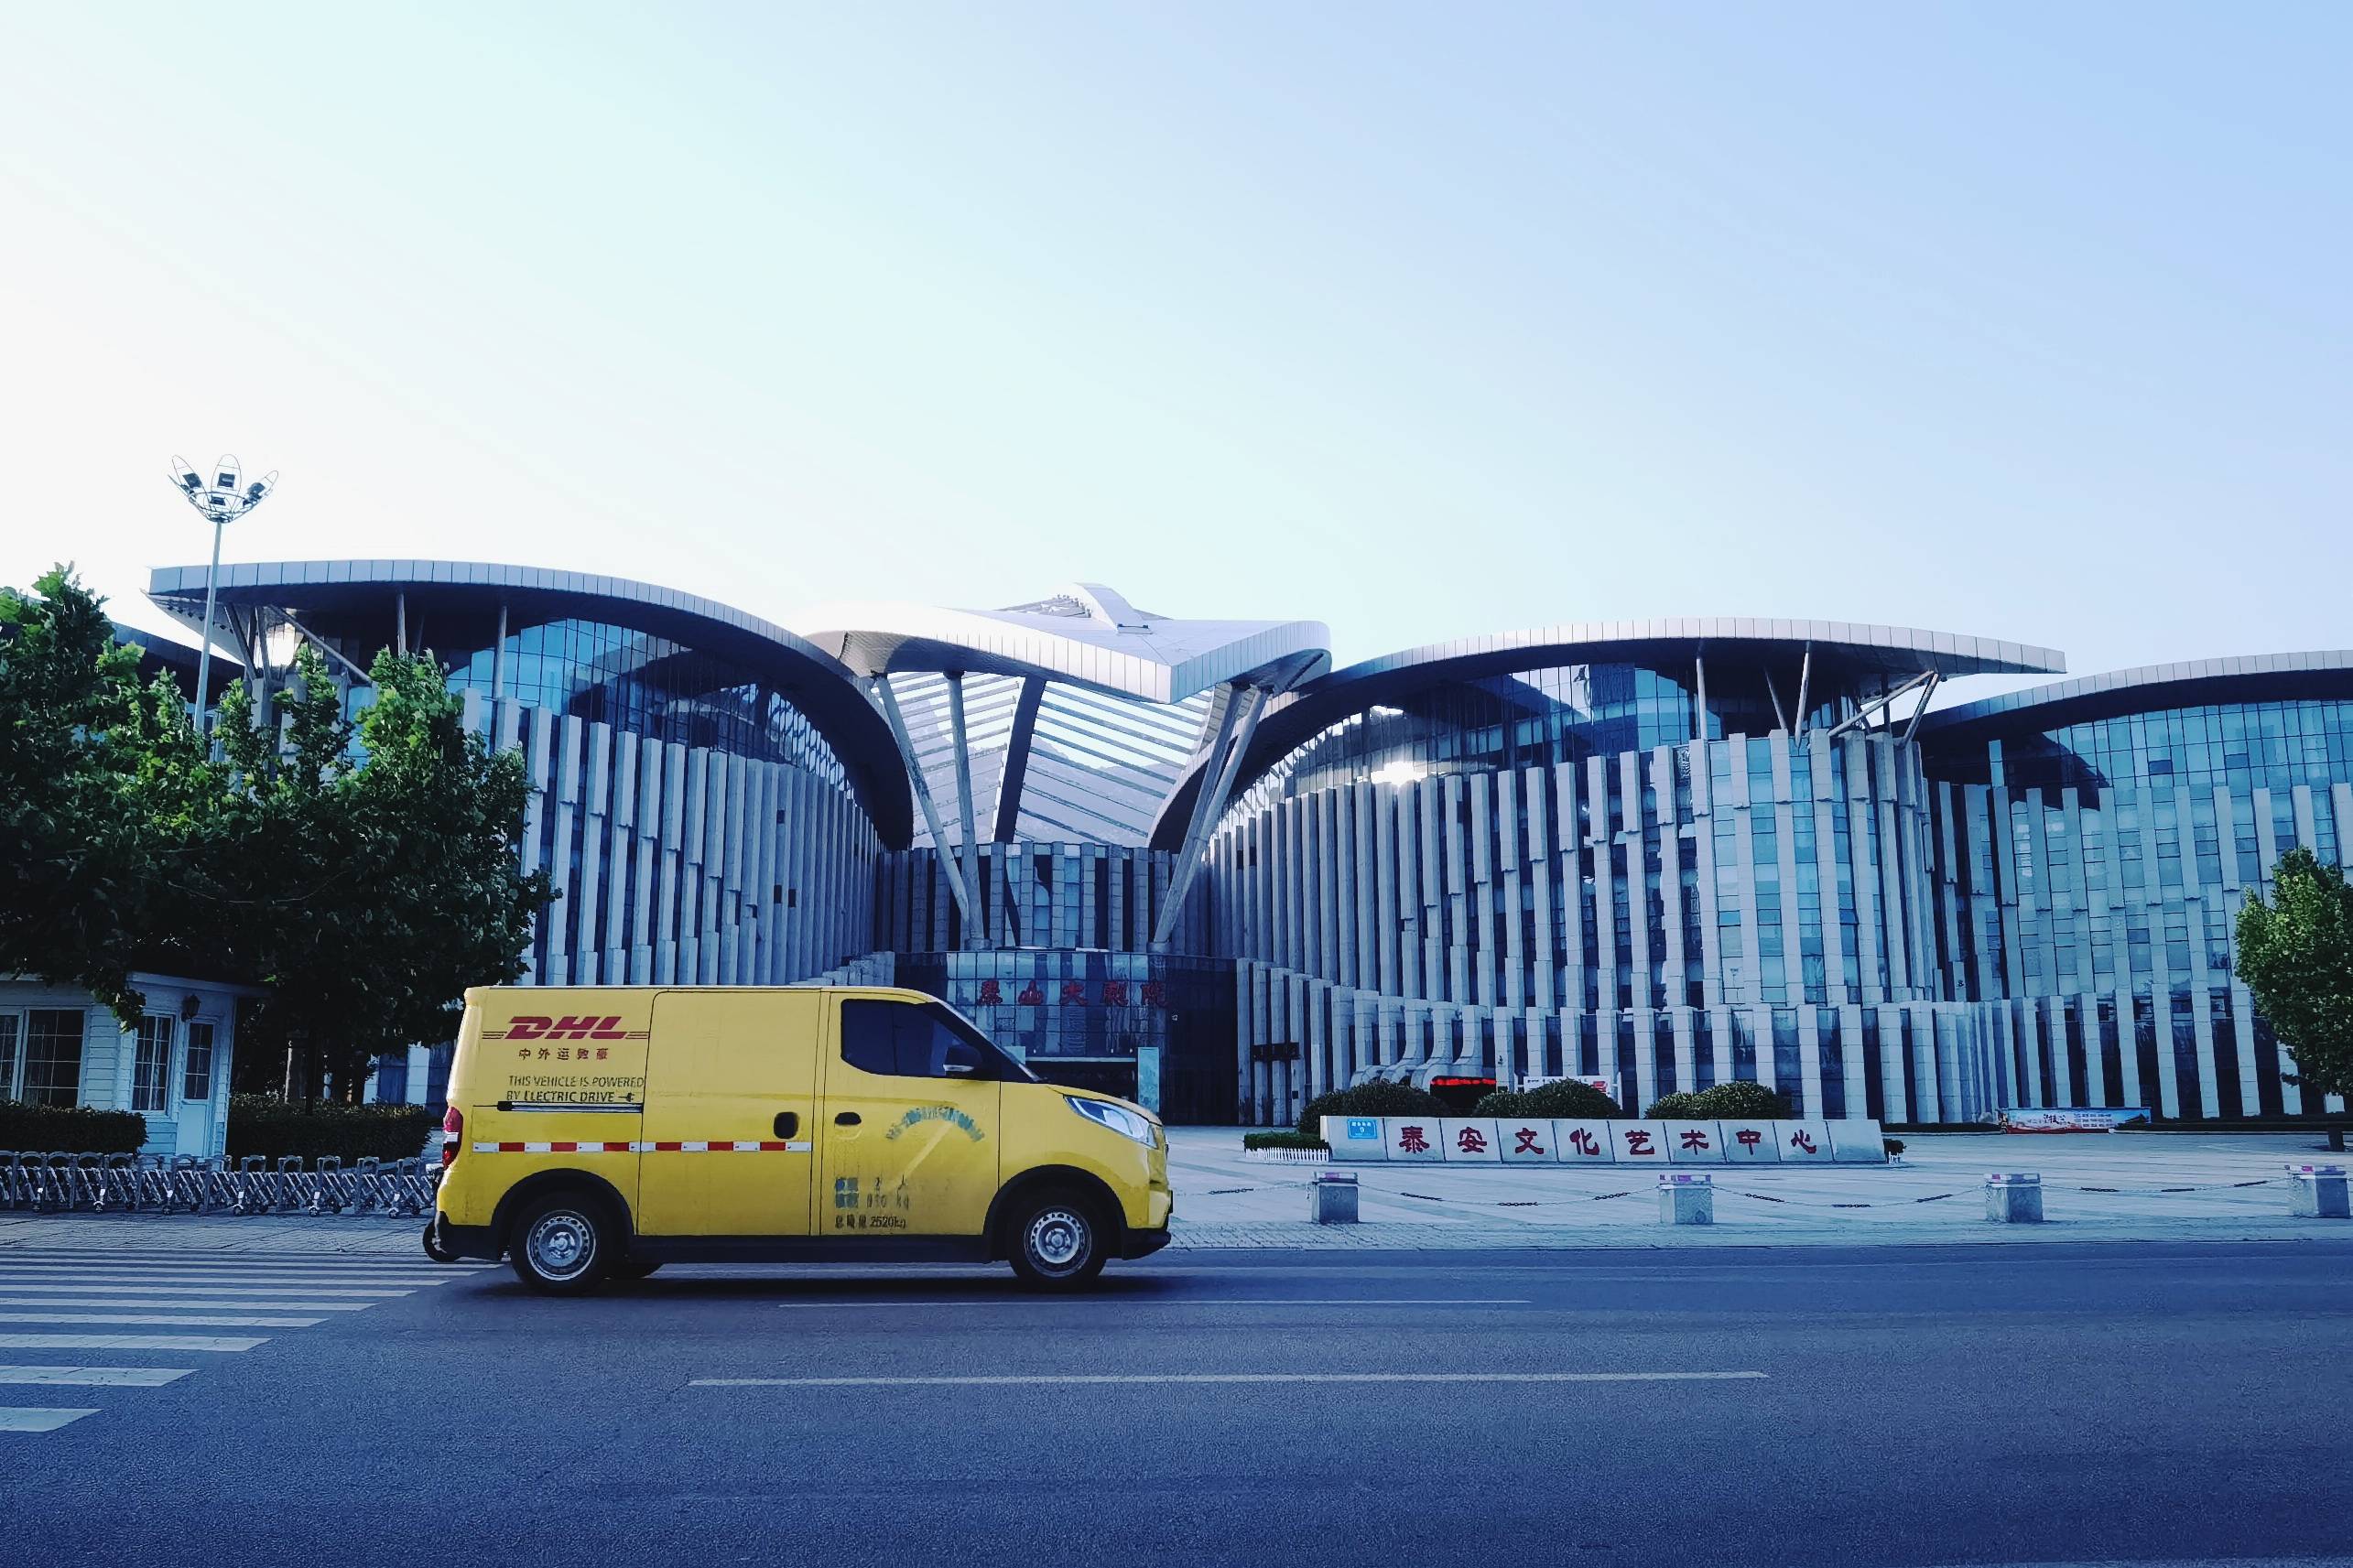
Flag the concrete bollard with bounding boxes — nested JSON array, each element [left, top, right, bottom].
[[1985, 1172, 2044, 1223], [1310, 1170, 1360, 1224], [1657, 1172, 1713, 1226], [2287, 1164, 2350, 1219]]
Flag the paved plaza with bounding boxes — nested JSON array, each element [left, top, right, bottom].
[[1159, 1126, 2352, 1249]]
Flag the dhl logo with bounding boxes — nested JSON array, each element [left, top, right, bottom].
[[483, 1015, 650, 1042]]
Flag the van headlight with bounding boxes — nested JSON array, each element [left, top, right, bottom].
[[1066, 1095, 1155, 1147]]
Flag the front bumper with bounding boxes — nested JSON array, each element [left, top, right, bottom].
[[1120, 1225, 1172, 1260]]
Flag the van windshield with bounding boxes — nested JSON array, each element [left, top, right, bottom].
[[927, 1003, 1039, 1084]]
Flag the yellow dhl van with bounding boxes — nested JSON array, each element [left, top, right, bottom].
[[429, 985, 1171, 1293]]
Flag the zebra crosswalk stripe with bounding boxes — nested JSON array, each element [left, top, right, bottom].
[[0, 1366, 193, 1387], [0, 1334, 266, 1352], [0, 1311, 324, 1328], [0, 1297, 375, 1312], [0, 1408, 97, 1432]]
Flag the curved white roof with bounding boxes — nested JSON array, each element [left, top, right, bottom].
[[791, 583, 1330, 703]]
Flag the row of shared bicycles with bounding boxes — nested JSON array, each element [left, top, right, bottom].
[[0, 1151, 442, 1217]]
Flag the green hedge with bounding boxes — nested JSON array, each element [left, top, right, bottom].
[[1472, 1080, 1626, 1119], [1296, 1079, 1448, 1138], [0, 1101, 147, 1154], [1646, 1081, 1792, 1120], [225, 1096, 435, 1162], [1242, 1130, 1329, 1152]]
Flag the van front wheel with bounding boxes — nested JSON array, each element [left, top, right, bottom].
[[1006, 1192, 1109, 1291], [509, 1193, 613, 1295]]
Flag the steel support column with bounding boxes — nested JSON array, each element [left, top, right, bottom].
[[871, 676, 975, 928], [1155, 683, 1268, 949], [946, 672, 984, 945]]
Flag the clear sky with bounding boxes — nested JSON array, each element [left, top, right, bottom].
[[3, 3, 2346, 690]]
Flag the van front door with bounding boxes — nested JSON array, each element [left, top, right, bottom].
[[637, 990, 819, 1238], [819, 999, 1002, 1240]]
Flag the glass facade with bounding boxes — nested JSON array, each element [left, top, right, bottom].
[[1244, 657, 1881, 814], [897, 949, 1237, 1125], [441, 617, 850, 785], [1925, 693, 2353, 1121]]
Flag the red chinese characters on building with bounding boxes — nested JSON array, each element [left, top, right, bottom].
[[1679, 1128, 1711, 1152], [1788, 1130, 1819, 1154], [1455, 1125, 1489, 1154], [1139, 980, 1166, 1009], [1622, 1129, 1656, 1155], [1512, 1126, 1545, 1156], [1735, 1128, 1763, 1152], [976, 979, 1003, 1006], [1101, 980, 1129, 1006], [1396, 1125, 1430, 1154], [1059, 980, 1088, 1005], [1566, 1128, 1601, 1156], [1015, 983, 1045, 1006]]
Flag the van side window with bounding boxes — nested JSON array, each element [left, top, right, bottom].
[[840, 1000, 999, 1080], [840, 1000, 900, 1076]]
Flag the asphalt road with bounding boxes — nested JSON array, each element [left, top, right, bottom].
[[4, 1239, 2351, 1568]]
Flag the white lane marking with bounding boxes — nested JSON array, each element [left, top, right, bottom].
[[0, 1311, 324, 1328], [691, 1371, 1771, 1388], [0, 1366, 193, 1387], [0, 1334, 266, 1352], [0, 1407, 98, 1432], [0, 1284, 409, 1300], [764, 1298, 1535, 1308], [0, 1298, 372, 1313]]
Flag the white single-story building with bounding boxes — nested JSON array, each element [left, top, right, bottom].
[[0, 972, 249, 1159]]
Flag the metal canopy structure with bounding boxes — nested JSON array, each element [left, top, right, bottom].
[[146, 558, 914, 848], [796, 585, 1329, 938], [1920, 650, 2353, 741], [1150, 617, 2066, 849]]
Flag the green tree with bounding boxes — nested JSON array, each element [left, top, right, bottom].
[[216, 644, 553, 1098], [3, 566, 551, 1098], [0, 568, 211, 1017], [2235, 846, 2353, 1149]]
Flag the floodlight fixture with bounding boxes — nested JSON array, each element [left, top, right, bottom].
[[168, 452, 279, 723]]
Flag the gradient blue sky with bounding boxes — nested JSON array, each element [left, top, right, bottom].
[[4, 3, 2346, 690]]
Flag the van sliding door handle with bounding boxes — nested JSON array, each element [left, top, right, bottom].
[[774, 1112, 799, 1140], [833, 1111, 861, 1127]]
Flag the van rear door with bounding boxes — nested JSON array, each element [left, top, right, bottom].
[[635, 990, 819, 1238]]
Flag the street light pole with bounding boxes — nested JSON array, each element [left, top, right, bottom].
[[193, 510, 227, 719], [168, 454, 277, 731]]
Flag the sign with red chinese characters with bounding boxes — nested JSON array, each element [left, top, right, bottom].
[[1388, 1119, 1442, 1162], [1014, 983, 1045, 1006], [976, 979, 1003, 1006], [1612, 1120, 1671, 1162], [1100, 980, 1128, 1006], [1775, 1119, 1835, 1163], [1058, 980, 1088, 1005], [1498, 1121, 1551, 1163], [1438, 1119, 1502, 1163], [1662, 1121, 1728, 1165], [1139, 980, 1167, 1009], [1720, 1120, 1780, 1164], [1554, 1119, 1616, 1163]]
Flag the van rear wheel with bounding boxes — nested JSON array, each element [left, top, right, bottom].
[[509, 1192, 613, 1295], [1006, 1191, 1109, 1291]]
